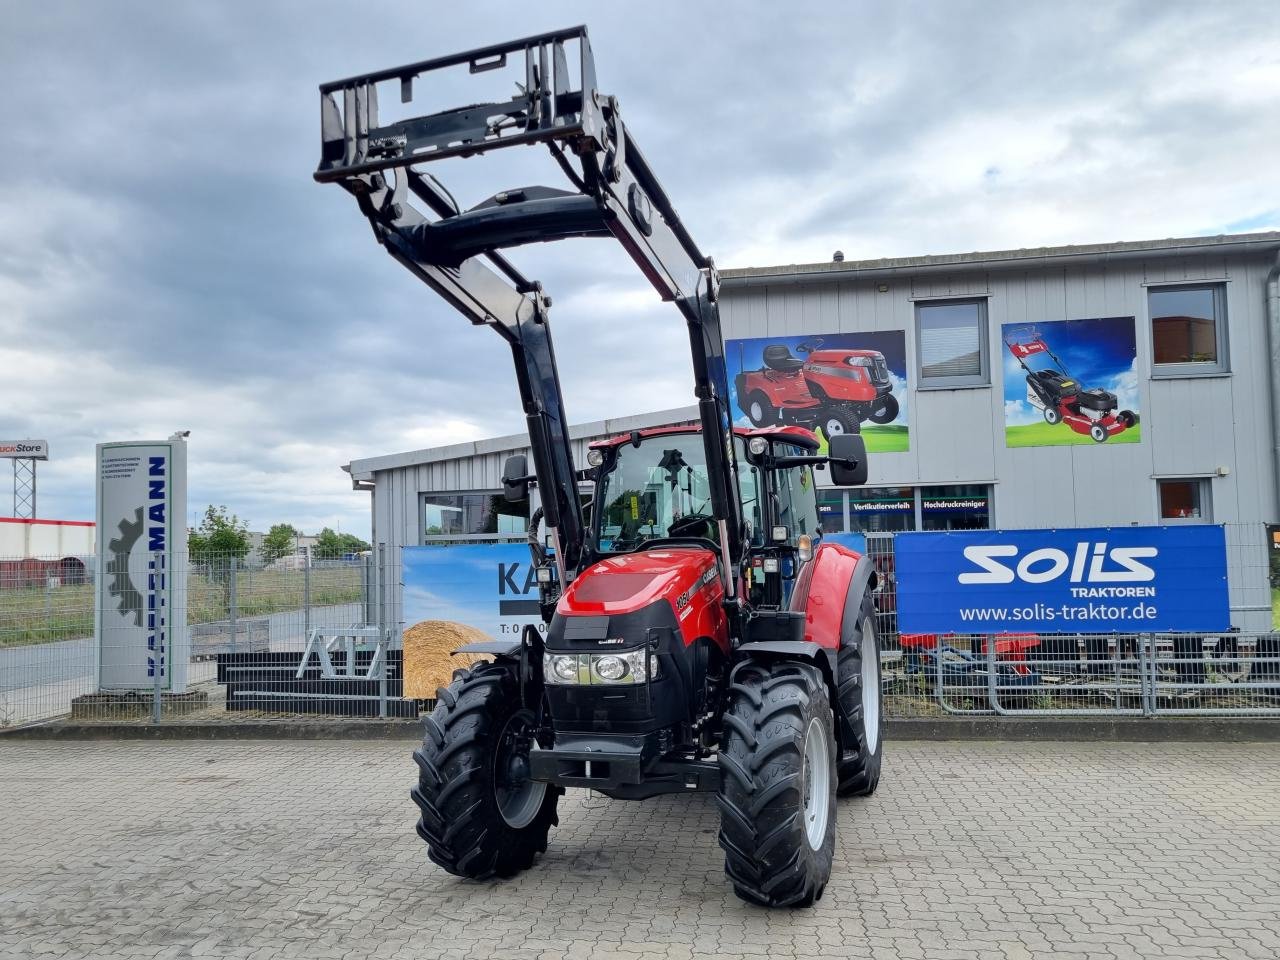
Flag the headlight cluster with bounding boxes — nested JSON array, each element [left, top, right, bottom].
[[543, 649, 659, 685]]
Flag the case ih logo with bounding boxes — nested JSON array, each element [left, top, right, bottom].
[[958, 543, 1157, 585]]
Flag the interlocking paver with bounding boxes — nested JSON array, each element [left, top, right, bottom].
[[0, 739, 1277, 959]]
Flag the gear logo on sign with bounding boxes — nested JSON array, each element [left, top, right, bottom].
[[107, 508, 144, 626]]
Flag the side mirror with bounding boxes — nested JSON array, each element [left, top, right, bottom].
[[502, 454, 530, 503], [827, 433, 868, 486]]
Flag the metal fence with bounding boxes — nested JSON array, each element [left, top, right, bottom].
[[1, 530, 1277, 727]]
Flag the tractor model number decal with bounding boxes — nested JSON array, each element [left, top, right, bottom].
[[675, 565, 719, 610]]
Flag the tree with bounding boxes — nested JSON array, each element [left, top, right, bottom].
[[260, 523, 299, 565], [314, 527, 371, 558], [188, 505, 250, 566]]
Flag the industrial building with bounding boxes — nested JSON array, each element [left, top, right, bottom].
[[344, 231, 1280, 633]]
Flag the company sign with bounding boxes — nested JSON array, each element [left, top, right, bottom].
[[95, 441, 189, 691], [896, 526, 1229, 633], [0, 439, 48, 459], [403, 543, 543, 638]]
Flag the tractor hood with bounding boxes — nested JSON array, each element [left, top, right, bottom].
[[557, 548, 720, 618]]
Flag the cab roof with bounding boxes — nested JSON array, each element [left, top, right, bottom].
[[589, 424, 820, 451]]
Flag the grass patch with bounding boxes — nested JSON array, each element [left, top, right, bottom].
[[1005, 420, 1141, 448], [815, 424, 909, 455], [0, 566, 362, 648], [1273, 587, 1279, 631]]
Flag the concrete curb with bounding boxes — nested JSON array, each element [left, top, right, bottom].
[[2, 716, 1276, 742]]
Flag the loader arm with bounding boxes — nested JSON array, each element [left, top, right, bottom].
[[315, 25, 743, 588]]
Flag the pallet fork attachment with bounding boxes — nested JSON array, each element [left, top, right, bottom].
[[315, 26, 743, 590]]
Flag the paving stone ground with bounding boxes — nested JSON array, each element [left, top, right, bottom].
[[1, 738, 1277, 960]]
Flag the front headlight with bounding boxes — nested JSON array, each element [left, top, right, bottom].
[[544, 649, 658, 685]]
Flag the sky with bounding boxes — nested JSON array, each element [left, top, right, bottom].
[[2, 1, 1277, 537]]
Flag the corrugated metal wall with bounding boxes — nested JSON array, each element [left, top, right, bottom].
[[719, 250, 1278, 630]]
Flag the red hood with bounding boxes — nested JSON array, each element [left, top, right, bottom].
[[557, 548, 719, 617]]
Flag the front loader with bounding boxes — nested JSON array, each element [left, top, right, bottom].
[[315, 26, 884, 907]]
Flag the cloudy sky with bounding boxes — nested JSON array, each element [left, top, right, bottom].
[[2, 1, 1277, 537]]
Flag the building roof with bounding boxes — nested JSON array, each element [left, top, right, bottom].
[[720, 231, 1280, 285], [343, 404, 699, 482]]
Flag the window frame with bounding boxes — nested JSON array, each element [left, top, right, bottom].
[[914, 297, 991, 389], [1156, 477, 1213, 524], [1147, 282, 1230, 378], [420, 489, 529, 541]]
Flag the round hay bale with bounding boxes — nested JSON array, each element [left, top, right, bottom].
[[402, 620, 495, 699]]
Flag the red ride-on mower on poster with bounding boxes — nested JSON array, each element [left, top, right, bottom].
[[735, 339, 899, 440], [1005, 329, 1138, 443]]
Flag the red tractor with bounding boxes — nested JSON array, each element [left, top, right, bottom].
[[317, 27, 884, 907], [1006, 329, 1138, 443], [736, 338, 899, 440]]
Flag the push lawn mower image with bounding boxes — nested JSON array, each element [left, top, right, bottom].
[[1005, 328, 1138, 443], [735, 338, 900, 440], [316, 26, 884, 908]]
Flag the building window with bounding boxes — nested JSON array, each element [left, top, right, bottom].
[[422, 492, 528, 538], [1158, 479, 1211, 522], [849, 486, 917, 532], [921, 484, 991, 531], [1148, 284, 1228, 375], [916, 299, 989, 387], [817, 489, 846, 532]]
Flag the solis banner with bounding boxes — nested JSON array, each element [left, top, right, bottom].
[[403, 543, 543, 639], [896, 525, 1229, 634], [726, 331, 908, 453]]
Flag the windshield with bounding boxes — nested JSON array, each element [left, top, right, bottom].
[[595, 434, 760, 552]]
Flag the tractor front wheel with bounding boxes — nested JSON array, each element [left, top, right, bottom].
[[747, 393, 776, 427], [717, 661, 836, 908], [868, 393, 899, 424], [836, 596, 884, 796], [411, 661, 560, 879]]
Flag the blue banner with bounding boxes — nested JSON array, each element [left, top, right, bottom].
[[403, 544, 543, 639], [896, 526, 1229, 633]]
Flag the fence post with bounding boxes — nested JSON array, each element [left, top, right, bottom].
[[229, 556, 239, 654], [1141, 632, 1156, 717], [303, 555, 312, 638], [152, 550, 164, 724], [378, 544, 388, 719], [44, 576, 53, 635]]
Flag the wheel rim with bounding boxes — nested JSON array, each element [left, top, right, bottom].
[[493, 712, 547, 829], [801, 717, 830, 851], [861, 616, 880, 754], [750, 400, 764, 422], [824, 417, 844, 437]]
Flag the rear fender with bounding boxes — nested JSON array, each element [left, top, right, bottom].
[[790, 542, 877, 651]]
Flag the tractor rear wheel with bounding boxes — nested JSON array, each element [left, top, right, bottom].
[[836, 596, 884, 797], [717, 660, 836, 908], [410, 661, 560, 879], [819, 408, 860, 442], [868, 393, 899, 424], [747, 393, 776, 427]]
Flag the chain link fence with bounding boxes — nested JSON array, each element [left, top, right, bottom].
[[1, 524, 1277, 726]]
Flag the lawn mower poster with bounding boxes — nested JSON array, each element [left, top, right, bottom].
[[1002, 316, 1140, 446], [895, 525, 1229, 634], [727, 330, 909, 451]]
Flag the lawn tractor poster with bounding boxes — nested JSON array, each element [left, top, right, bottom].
[[1002, 317, 1140, 447], [726, 331, 909, 453]]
